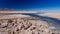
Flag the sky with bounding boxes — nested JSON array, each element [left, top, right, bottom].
[[0, 0, 60, 12]]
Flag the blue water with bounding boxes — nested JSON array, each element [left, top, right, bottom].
[[0, 0, 60, 25], [22, 14, 60, 26]]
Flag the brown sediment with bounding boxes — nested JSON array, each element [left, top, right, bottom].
[[0, 17, 53, 34]]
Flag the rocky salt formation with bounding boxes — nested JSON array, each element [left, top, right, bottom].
[[0, 18, 54, 34]]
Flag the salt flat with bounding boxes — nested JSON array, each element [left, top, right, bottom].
[[39, 13, 60, 20]]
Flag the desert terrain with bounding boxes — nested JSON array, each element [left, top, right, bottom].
[[0, 11, 60, 34], [39, 13, 60, 20]]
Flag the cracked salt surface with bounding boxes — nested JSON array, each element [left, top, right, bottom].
[[0, 17, 53, 34]]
